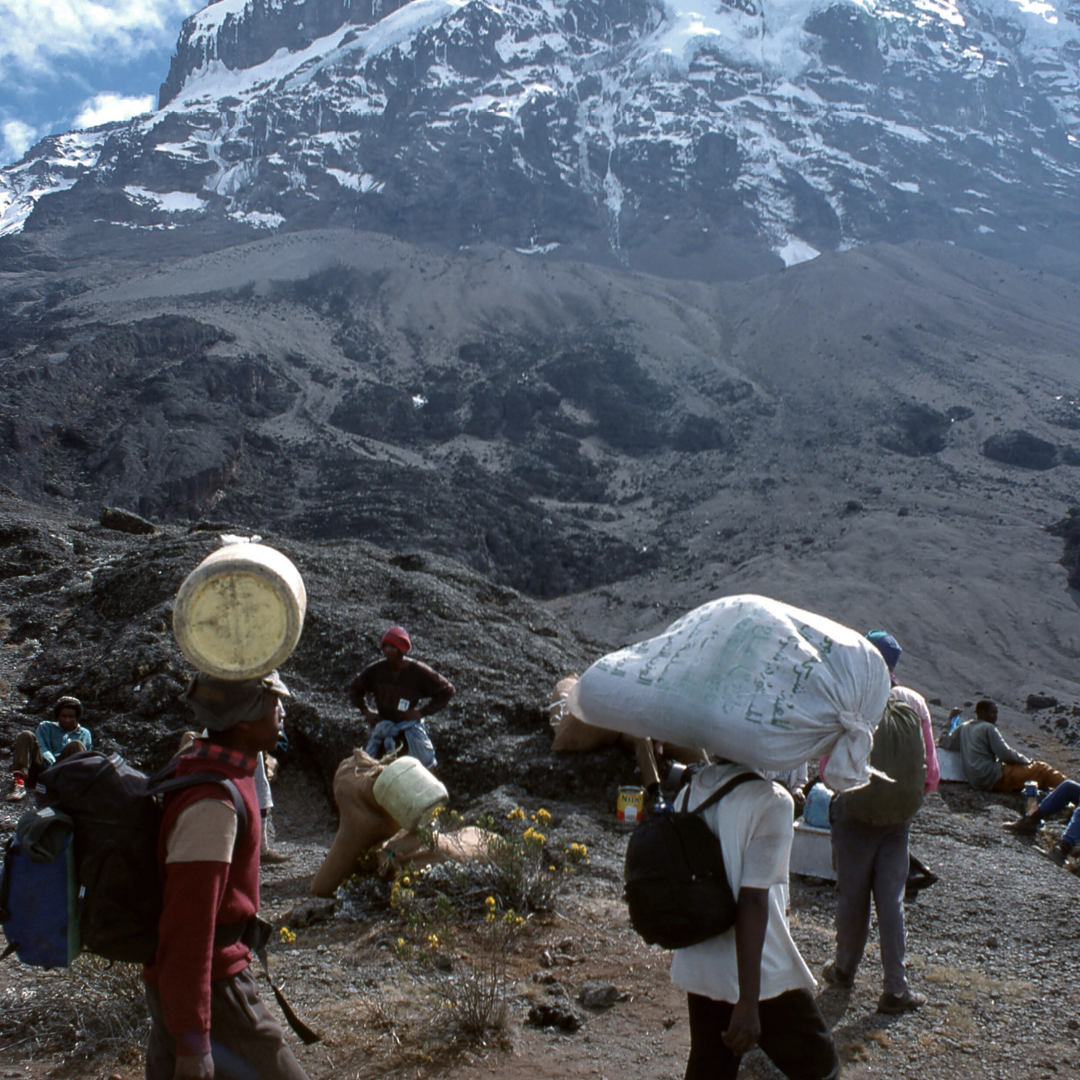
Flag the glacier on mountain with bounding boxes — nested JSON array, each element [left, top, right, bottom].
[[1, 0, 1078, 278]]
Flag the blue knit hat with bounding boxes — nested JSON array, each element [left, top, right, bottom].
[[866, 630, 902, 671]]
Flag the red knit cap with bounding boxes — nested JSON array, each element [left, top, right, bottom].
[[381, 626, 411, 654]]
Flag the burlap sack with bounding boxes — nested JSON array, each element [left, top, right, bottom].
[[310, 749, 401, 897], [373, 826, 495, 880], [550, 675, 620, 752]]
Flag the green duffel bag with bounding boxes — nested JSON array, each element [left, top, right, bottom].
[[841, 700, 926, 826]]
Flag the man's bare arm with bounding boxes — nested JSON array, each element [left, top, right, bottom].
[[723, 886, 770, 1055]]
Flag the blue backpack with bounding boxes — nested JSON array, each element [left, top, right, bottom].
[[0, 808, 81, 968], [0, 751, 245, 968]]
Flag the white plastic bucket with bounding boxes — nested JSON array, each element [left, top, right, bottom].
[[173, 543, 306, 680], [372, 757, 448, 833]]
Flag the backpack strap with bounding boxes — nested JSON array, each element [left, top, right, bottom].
[[679, 770, 764, 815], [147, 773, 249, 848]]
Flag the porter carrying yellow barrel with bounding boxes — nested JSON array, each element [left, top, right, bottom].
[[173, 543, 306, 680]]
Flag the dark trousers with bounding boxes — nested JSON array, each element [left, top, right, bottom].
[[829, 797, 910, 995], [12, 731, 84, 786], [685, 988, 839, 1080], [145, 966, 309, 1080]]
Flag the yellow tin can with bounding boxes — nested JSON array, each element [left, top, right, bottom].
[[617, 786, 645, 824]]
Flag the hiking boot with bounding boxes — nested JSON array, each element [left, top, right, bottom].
[[877, 990, 927, 1014], [822, 962, 854, 989], [1049, 840, 1073, 867], [1002, 813, 1042, 835], [4, 778, 26, 802], [261, 848, 291, 865]]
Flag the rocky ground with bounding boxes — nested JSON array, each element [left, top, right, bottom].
[[2, 461, 1080, 1079], [2, 749, 1080, 1080]]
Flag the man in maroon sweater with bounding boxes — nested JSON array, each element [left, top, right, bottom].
[[348, 625, 455, 769], [143, 671, 309, 1080]]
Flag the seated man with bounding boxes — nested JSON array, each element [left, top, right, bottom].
[[939, 699, 1066, 793], [1002, 779, 1080, 866], [5, 696, 91, 802]]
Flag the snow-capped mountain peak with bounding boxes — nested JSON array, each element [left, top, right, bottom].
[[2, 0, 1079, 278]]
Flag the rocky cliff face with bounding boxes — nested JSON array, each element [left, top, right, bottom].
[[2, 0, 1080, 278]]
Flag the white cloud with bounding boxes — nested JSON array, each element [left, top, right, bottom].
[[0, 0, 204, 74], [1, 119, 41, 160], [74, 91, 155, 129]]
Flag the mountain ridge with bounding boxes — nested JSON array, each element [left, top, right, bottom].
[[3, 0, 1079, 279]]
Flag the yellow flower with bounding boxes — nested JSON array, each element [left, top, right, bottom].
[[427, 934, 439, 948], [535, 808, 552, 824], [485, 896, 496, 908], [507, 808, 525, 821], [279, 927, 297, 944], [397, 937, 405, 947]]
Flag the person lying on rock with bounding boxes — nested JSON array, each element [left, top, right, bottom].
[[347, 625, 455, 770], [939, 699, 1067, 793], [1002, 778, 1080, 865], [5, 695, 91, 802]]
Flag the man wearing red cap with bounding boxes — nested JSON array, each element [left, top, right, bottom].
[[347, 626, 455, 769]]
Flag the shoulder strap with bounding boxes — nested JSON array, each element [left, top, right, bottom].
[[148, 772, 249, 844], [680, 770, 763, 815]]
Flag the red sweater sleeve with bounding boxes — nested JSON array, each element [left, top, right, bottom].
[[156, 859, 230, 1056]]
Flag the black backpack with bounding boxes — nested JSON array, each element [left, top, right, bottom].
[[4, 749, 246, 966], [624, 771, 763, 950]]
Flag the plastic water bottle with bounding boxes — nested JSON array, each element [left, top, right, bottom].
[[1023, 781, 1039, 817]]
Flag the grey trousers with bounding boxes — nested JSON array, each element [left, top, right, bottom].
[[145, 966, 309, 1080], [829, 798, 911, 996]]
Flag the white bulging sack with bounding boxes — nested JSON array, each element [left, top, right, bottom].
[[565, 595, 890, 792]]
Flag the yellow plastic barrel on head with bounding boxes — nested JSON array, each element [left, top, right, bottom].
[[173, 543, 306, 680]]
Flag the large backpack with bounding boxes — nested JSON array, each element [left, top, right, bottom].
[[840, 699, 926, 826], [624, 770, 763, 950], [0, 750, 246, 967], [0, 810, 80, 968]]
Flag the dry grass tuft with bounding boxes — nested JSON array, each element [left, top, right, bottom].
[[0, 955, 148, 1063]]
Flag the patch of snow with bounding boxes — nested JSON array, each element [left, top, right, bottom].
[[229, 209, 285, 228], [326, 168, 384, 192], [124, 186, 206, 213], [775, 238, 820, 266], [153, 142, 202, 159], [515, 242, 562, 254], [284, 0, 469, 93], [894, 180, 920, 192]]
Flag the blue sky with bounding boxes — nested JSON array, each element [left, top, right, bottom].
[[0, 0, 205, 166]]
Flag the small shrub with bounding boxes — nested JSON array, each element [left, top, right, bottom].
[[0, 955, 148, 1062], [424, 903, 528, 1039]]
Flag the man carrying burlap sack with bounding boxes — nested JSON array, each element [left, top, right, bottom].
[[823, 631, 939, 1015]]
